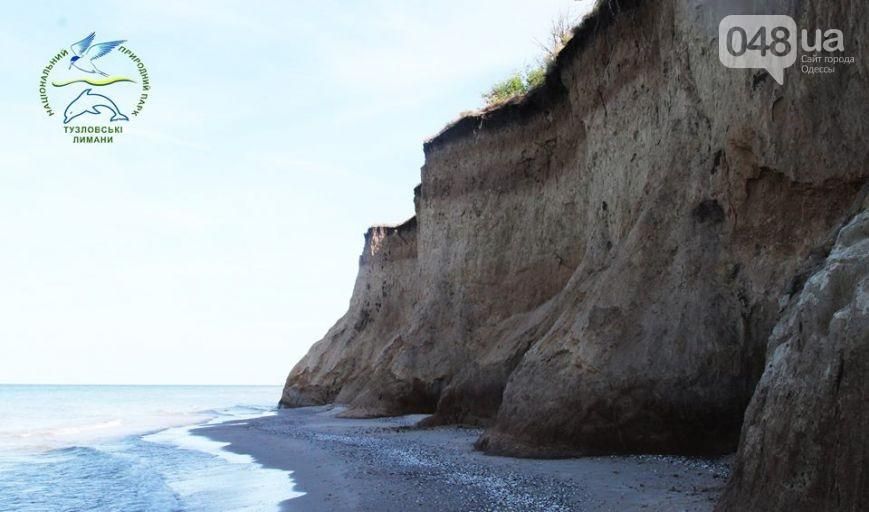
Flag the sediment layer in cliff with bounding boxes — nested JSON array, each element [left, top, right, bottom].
[[284, 0, 868, 507]]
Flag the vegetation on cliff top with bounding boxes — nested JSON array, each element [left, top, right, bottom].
[[482, 13, 577, 106]]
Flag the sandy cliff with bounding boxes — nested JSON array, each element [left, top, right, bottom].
[[717, 208, 869, 511], [282, 216, 421, 416], [283, 0, 868, 508]]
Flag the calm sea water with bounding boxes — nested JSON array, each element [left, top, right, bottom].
[[0, 385, 302, 511]]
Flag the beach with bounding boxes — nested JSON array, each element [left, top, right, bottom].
[[195, 406, 731, 512]]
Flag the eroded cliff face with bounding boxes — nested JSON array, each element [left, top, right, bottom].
[[281, 217, 421, 416], [284, 0, 868, 504], [717, 209, 869, 512]]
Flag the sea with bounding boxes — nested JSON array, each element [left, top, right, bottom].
[[0, 385, 302, 512]]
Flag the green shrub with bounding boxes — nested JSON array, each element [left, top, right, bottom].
[[482, 13, 577, 107], [524, 65, 547, 89], [482, 72, 533, 105]]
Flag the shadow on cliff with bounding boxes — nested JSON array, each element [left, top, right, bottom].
[[281, 0, 869, 509]]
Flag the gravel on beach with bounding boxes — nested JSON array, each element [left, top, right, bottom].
[[194, 406, 730, 512]]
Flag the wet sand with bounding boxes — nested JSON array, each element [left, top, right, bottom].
[[194, 405, 730, 511]]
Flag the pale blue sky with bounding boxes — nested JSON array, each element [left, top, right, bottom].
[[0, 1, 592, 385]]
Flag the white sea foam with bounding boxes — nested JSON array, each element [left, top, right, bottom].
[[144, 417, 305, 511], [0, 385, 278, 454], [0, 385, 302, 511]]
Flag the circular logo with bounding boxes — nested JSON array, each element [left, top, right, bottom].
[[38, 32, 151, 143]]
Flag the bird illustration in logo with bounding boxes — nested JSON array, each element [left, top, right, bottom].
[[68, 32, 126, 76], [63, 89, 129, 124]]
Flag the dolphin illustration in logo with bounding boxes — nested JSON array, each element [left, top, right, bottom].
[[68, 32, 126, 76], [63, 89, 129, 124]]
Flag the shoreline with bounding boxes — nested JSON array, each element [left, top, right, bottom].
[[194, 405, 731, 512]]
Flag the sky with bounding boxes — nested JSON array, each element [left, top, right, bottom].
[[0, 0, 594, 385]]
